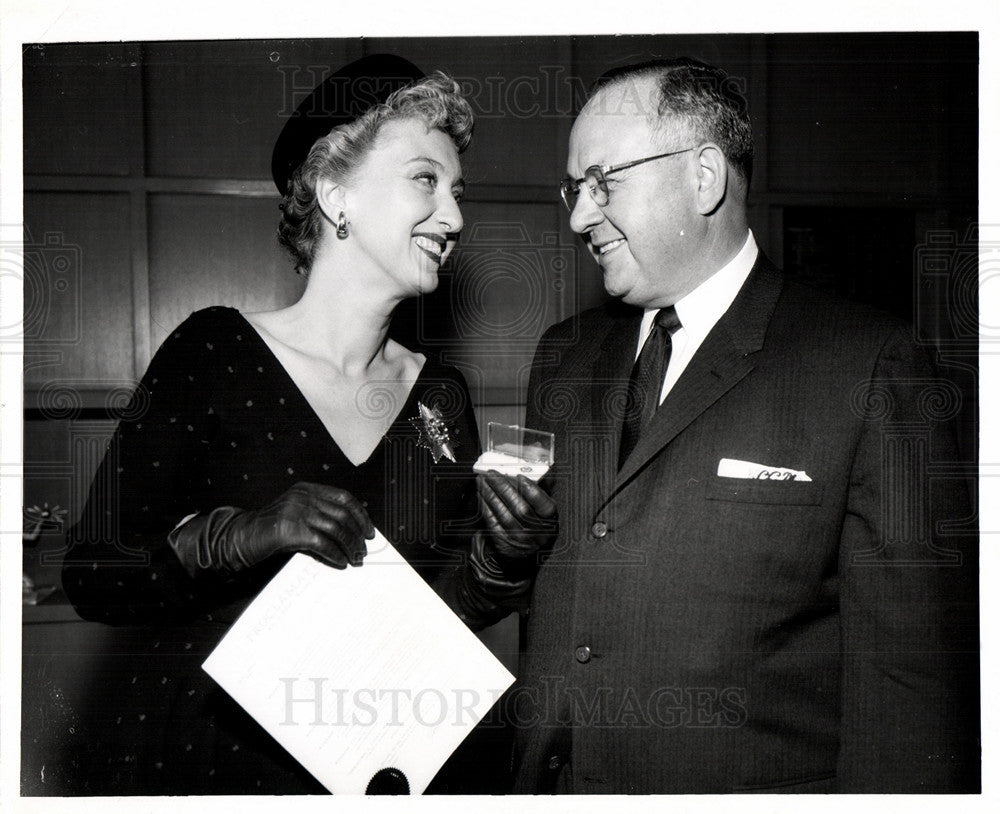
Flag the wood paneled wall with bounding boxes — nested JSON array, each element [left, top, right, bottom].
[[22, 32, 978, 538]]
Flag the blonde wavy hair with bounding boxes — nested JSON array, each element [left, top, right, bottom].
[[277, 71, 474, 275]]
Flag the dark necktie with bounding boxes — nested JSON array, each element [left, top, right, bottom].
[[618, 306, 681, 470]]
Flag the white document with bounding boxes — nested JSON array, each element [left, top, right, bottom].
[[202, 529, 515, 795]]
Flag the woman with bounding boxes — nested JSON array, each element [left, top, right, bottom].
[[61, 54, 553, 795]]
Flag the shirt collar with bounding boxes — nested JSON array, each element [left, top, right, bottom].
[[639, 229, 758, 345]]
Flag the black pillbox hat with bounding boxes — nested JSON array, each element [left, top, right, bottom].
[[271, 53, 424, 195]]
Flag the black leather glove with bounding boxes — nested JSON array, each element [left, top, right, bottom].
[[167, 481, 374, 578], [441, 532, 534, 628], [476, 470, 558, 576]]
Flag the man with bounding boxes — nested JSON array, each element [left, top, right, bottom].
[[494, 58, 978, 793]]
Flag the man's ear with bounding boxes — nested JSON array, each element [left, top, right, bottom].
[[695, 143, 728, 215], [315, 176, 347, 224]]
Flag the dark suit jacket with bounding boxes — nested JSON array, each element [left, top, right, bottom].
[[512, 256, 979, 793]]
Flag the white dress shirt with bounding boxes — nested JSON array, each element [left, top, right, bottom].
[[634, 230, 759, 406]]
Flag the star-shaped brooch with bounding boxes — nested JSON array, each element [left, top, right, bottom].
[[409, 401, 458, 463]]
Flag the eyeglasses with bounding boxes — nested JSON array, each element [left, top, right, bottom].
[[559, 147, 697, 212]]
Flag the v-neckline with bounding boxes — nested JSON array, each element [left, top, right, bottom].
[[233, 309, 428, 469]]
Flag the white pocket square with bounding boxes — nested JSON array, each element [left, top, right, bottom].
[[717, 457, 812, 482]]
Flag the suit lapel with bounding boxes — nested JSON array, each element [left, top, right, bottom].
[[610, 258, 785, 496], [588, 307, 642, 498]]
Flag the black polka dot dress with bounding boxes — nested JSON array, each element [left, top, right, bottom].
[[61, 307, 485, 794]]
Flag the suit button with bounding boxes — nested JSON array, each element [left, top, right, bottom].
[[590, 521, 608, 538], [547, 755, 562, 771], [575, 645, 591, 663]]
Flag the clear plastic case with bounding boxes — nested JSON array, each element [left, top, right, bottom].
[[472, 422, 555, 481]]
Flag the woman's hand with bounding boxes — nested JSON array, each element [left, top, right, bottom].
[[168, 482, 375, 577], [449, 471, 557, 622], [476, 471, 558, 572]]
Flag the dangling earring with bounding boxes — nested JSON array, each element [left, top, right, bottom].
[[336, 212, 349, 239]]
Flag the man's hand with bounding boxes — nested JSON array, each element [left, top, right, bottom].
[[476, 470, 558, 571]]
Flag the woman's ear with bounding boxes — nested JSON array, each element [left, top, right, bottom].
[[315, 176, 347, 225], [695, 143, 728, 215]]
